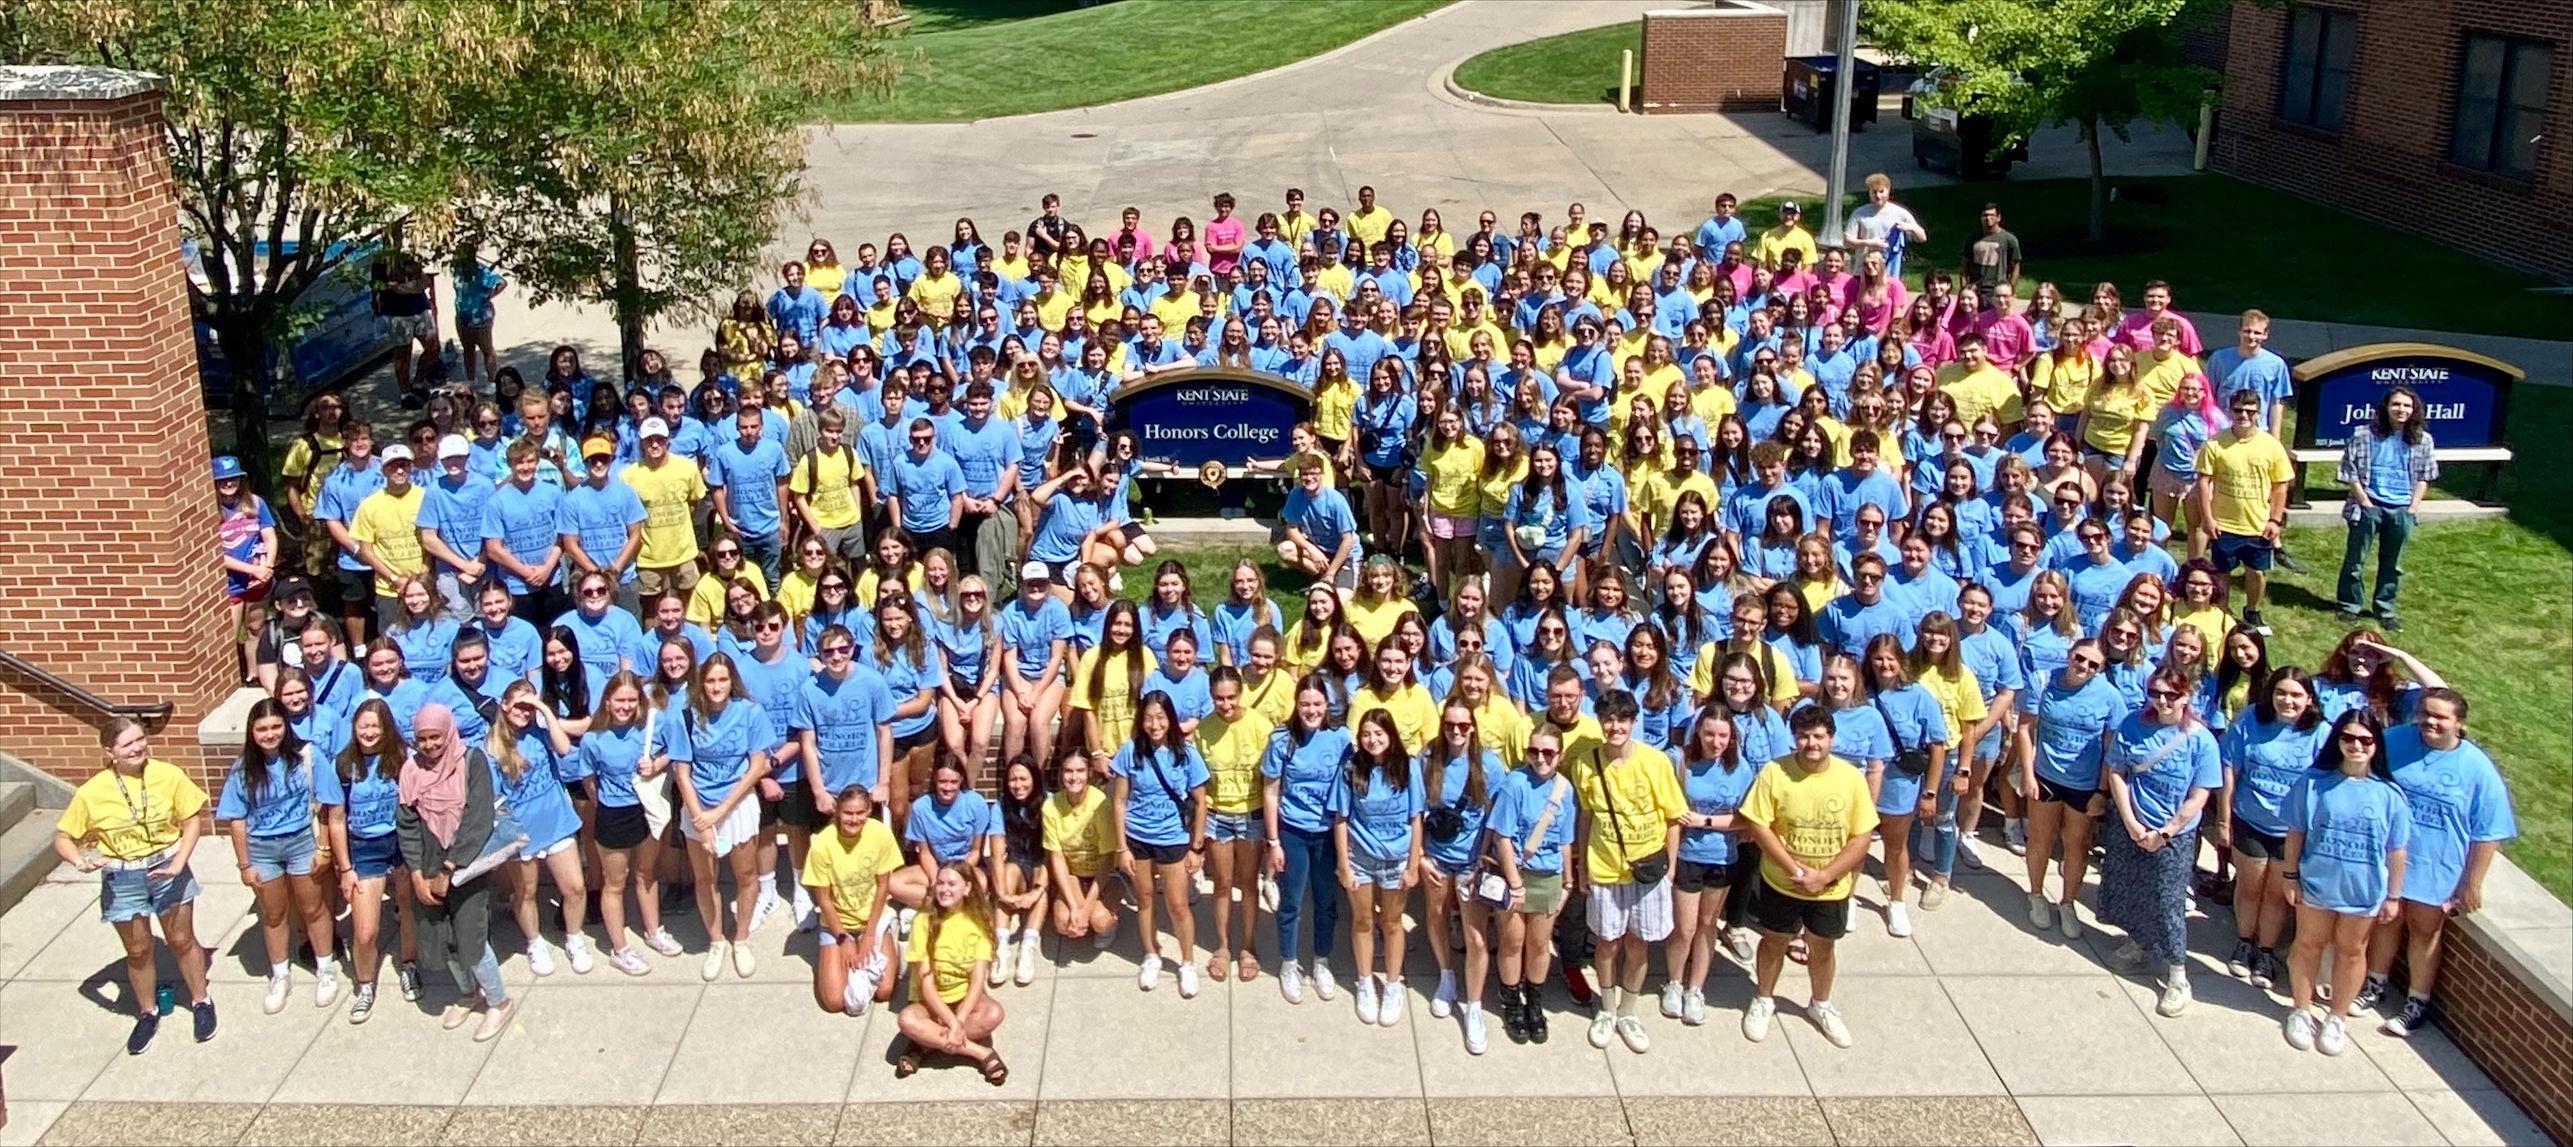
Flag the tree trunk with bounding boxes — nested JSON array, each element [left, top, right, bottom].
[[611, 192, 646, 383], [2084, 114, 2108, 243], [211, 307, 277, 497]]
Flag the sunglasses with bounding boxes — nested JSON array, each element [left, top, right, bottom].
[[960, 591, 987, 601], [581, 587, 611, 598], [2070, 656, 2105, 670], [821, 645, 855, 657], [1443, 719, 1476, 730], [1528, 748, 1561, 759], [2339, 731, 2378, 745], [2148, 688, 2185, 701]]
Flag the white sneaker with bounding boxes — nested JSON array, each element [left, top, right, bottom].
[[1616, 1014, 1650, 1053], [792, 890, 817, 934], [264, 971, 292, 1015], [1379, 979, 1405, 1026], [1920, 882, 1949, 911], [1681, 986, 1707, 1026], [2006, 819, 2029, 855], [2284, 1009, 2320, 1050], [1107, 571, 1123, 594], [2317, 1015, 2349, 1056], [1587, 1007, 1617, 1048], [989, 934, 1014, 987], [1312, 963, 1339, 1002], [1015, 933, 1040, 985], [2155, 976, 2192, 1017], [1742, 995, 1776, 1042], [525, 940, 556, 977], [1463, 1005, 1489, 1055], [2027, 894, 2054, 930], [732, 941, 756, 978], [1811, 1000, 1853, 1047], [1886, 902, 1914, 938], [564, 935, 596, 976], [2057, 904, 2083, 941], [1431, 969, 1457, 1019], [750, 891, 783, 932], [1138, 953, 1162, 992], [701, 940, 729, 982], [1178, 960, 1200, 999], [1660, 980, 1685, 1018], [646, 927, 684, 957], [1281, 962, 1306, 1004], [313, 966, 341, 1009], [608, 946, 651, 977], [1354, 975, 1381, 1026]]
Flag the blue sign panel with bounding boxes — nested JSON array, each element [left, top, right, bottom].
[[1107, 368, 1313, 468], [2291, 343, 2519, 450]]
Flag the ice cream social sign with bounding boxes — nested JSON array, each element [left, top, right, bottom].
[[1109, 367, 1312, 467]]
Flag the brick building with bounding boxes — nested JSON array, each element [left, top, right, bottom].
[[2210, 1, 2573, 281]]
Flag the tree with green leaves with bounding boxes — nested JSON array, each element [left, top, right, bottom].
[[1865, 0, 2221, 240]]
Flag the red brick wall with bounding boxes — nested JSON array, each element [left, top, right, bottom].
[[1640, 9, 1789, 114], [0, 83, 236, 785], [2211, 0, 2573, 281], [2424, 926, 2573, 1146]]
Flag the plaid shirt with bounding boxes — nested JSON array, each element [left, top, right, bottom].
[[2337, 423, 2440, 494]]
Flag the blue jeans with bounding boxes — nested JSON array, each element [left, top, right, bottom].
[[740, 530, 783, 589], [450, 942, 507, 1007], [1911, 751, 1961, 879], [2337, 505, 2414, 618], [1274, 823, 1341, 967]]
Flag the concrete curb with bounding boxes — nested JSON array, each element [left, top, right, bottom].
[[1436, 61, 1626, 115]]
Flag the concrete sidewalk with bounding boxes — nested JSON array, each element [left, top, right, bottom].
[[0, 836, 2545, 1146]]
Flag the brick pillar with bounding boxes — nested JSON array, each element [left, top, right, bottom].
[[0, 67, 234, 783]]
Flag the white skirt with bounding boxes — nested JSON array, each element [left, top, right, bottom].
[[678, 795, 761, 857]]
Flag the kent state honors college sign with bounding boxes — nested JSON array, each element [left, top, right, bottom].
[[2290, 342, 2519, 450], [1107, 366, 1313, 468]]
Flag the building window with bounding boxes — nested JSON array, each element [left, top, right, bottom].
[[2279, 6, 2356, 130], [2451, 34, 2551, 179]]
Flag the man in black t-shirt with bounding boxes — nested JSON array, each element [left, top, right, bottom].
[[1960, 203, 2022, 310], [372, 249, 438, 407]]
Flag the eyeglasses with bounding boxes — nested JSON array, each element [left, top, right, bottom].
[[1537, 624, 1566, 635], [581, 587, 611, 598], [757, 620, 785, 631], [1856, 573, 1885, 583], [2147, 688, 2185, 700], [712, 548, 740, 558]]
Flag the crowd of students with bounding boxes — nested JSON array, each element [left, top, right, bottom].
[[69, 180, 2516, 1076]]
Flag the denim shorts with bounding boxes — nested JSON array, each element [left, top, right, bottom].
[[1206, 810, 1262, 843], [98, 857, 199, 923], [347, 832, 405, 879], [246, 829, 318, 881], [1349, 851, 1409, 889]]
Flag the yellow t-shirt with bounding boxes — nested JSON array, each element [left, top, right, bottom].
[[1279, 622, 1334, 675], [904, 910, 995, 1005], [1068, 646, 1157, 751], [1242, 669, 1297, 725], [1690, 383, 1739, 427], [2137, 350, 2200, 408], [1312, 265, 1355, 304], [1754, 224, 1817, 271], [1421, 439, 1486, 518], [1465, 695, 1531, 766], [57, 761, 207, 863], [1475, 455, 1530, 520], [280, 431, 344, 515], [2033, 353, 2101, 414], [347, 485, 427, 597], [618, 458, 707, 570], [1914, 665, 1988, 753], [1936, 362, 2024, 427], [852, 564, 925, 612], [805, 263, 848, 299], [1640, 469, 1719, 536], [686, 564, 772, 628], [1148, 291, 1198, 334], [2167, 605, 2231, 669], [1690, 641, 1803, 703], [1193, 709, 1275, 814], [1031, 290, 1075, 333], [2195, 431, 2293, 538], [1569, 743, 1687, 884], [906, 272, 965, 325], [1538, 712, 1606, 774], [1346, 682, 1437, 754], [1738, 754, 1879, 900], [789, 447, 864, 531], [2082, 385, 2151, 458], [1343, 595, 1419, 651], [1041, 785, 1118, 878], [1346, 206, 1394, 247], [799, 817, 903, 932], [1312, 377, 1359, 442]]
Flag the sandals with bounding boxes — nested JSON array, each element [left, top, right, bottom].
[[1237, 952, 1261, 982], [1788, 938, 1812, 966], [1207, 952, 1229, 982], [893, 1042, 925, 1078], [980, 1053, 1009, 1087]]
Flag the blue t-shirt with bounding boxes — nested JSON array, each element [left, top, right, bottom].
[[705, 435, 792, 540], [1211, 601, 1280, 667], [1818, 468, 1907, 535], [1421, 750, 1508, 871], [556, 481, 649, 584], [1724, 705, 1796, 770], [2028, 675, 2126, 790], [217, 748, 344, 838], [665, 698, 776, 807], [2288, 770, 2414, 915], [474, 617, 545, 684], [579, 722, 651, 808], [905, 790, 997, 863], [937, 416, 1018, 498], [338, 758, 401, 839], [886, 449, 966, 535], [1261, 725, 1353, 835], [793, 665, 896, 794], [877, 646, 944, 739], [2205, 347, 2293, 429], [1813, 700, 1893, 768], [2218, 717, 2326, 837], [392, 618, 460, 687], [1483, 767, 1576, 874], [418, 474, 497, 577], [554, 606, 644, 680], [492, 731, 582, 850], [313, 462, 387, 574], [1506, 477, 1593, 556], [1028, 493, 1102, 565], [1139, 665, 1213, 725], [1817, 593, 1912, 655], [1679, 757, 1759, 865], [1111, 741, 1210, 847], [734, 648, 810, 761], [1139, 604, 1211, 666], [1280, 485, 1361, 559], [2106, 715, 2221, 833], [998, 596, 1073, 680], [478, 480, 564, 595], [2384, 726, 2517, 905], [1331, 758, 1427, 861]]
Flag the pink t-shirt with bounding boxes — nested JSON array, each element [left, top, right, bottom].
[[1849, 280, 1907, 336], [2115, 308, 2202, 356], [1203, 217, 1246, 275], [1971, 310, 2037, 367]]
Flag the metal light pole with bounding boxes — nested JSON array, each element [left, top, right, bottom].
[[1821, 0, 1862, 242]]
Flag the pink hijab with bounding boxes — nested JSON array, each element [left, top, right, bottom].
[[398, 704, 468, 846]]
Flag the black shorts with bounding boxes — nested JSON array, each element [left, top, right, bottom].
[[595, 802, 650, 850], [758, 790, 785, 828], [2038, 777, 2100, 810], [1118, 520, 1148, 542], [335, 567, 374, 616], [1674, 858, 1726, 894], [1750, 878, 1851, 940], [893, 725, 939, 755], [776, 780, 829, 831], [2209, 531, 2276, 573], [2231, 820, 2289, 861], [906, 526, 959, 559], [1126, 836, 1190, 866]]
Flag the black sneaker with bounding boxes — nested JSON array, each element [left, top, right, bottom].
[[2383, 994, 2435, 1038], [2349, 976, 2388, 1014], [2334, 609, 2363, 624], [191, 999, 218, 1043], [126, 1012, 160, 1055], [397, 961, 422, 1002], [2382, 616, 2404, 633], [2243, 608, 2273, 636], [2252, 950, 2282, 991], [2226, 939, 2256, 979]]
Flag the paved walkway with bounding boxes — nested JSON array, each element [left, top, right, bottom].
[[0, 839, 2546, 1146]]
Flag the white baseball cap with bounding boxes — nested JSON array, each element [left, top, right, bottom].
[[1019, 560, 1051, 583], [640, 417, 671, 440], [436, 434, 471, 460], [379, 444, 414, 464]]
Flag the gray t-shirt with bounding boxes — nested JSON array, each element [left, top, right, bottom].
[[1965, 227, 2022, 290]]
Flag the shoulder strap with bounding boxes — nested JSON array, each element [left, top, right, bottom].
[[1514, 775, 1569, 858], [1871, 692, 1911, 754]]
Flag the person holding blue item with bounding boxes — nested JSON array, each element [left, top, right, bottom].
[[2357, 687, 2516, 1039], [219, 696, 345, 1015], [1111, 692, 1211, 998], [665, 652, 778, 982], [2098, 665, 2222, 1018], [1262, 675, 1354, 1007], [2016, 637, 2123, 941], [483, 680, 591, 978], [2281, 709, 2411, 1056], [1331, 707, 1425, 1030]]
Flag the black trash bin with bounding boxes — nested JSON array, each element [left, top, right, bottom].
[[1910, 101, 2029, 178], [1781, 55, 1880, 133]]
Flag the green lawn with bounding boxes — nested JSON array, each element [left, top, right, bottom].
[[822, 0, 1451, 122], [1449, 21, 1636, 106]]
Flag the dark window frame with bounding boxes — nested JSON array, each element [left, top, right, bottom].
[[2450, 32, 2552, 180], [2278, 5, 2358, 131]]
